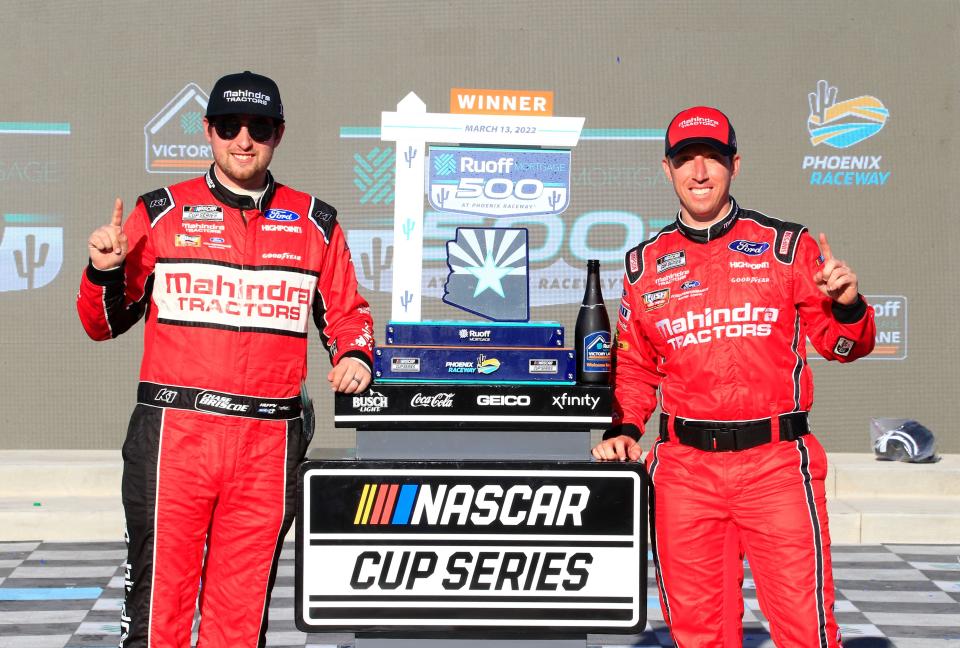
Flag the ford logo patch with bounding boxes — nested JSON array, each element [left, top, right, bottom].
[[729, 240, 769, 256], [264, 209, 300, 222], [680, 280, 700, 290]]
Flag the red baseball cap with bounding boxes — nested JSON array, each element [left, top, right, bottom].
[[664, 106, 737, 158]]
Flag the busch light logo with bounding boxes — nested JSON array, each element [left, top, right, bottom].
[[0, 214, 63, 292], [428, 146, 570, 218], [728, 240, 769, 256], [264, 209, 300, 222]]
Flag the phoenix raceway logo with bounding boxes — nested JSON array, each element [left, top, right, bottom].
[[0, 214, 63, 292], [802, 80, 890, 187], [145, 83, 212, 174]]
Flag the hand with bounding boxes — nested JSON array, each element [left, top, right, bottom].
[[591, 435, 642, 462], [87, 198, 128, 270], [813, 232, 859, 306], [328, 358, 372, 394]]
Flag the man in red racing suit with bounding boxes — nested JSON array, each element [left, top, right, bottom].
[[77, 71, 374, 646], [592, 106, 875, 647]]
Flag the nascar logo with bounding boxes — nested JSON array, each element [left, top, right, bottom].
[[353, 482, 589, 527]]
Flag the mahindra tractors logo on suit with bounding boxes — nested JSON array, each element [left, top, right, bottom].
[[153, 263, 317, 335]]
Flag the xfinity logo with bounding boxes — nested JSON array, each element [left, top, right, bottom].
[[196, 392, 250, 413], [477, 395, 530, 407], [552, 393, 600, 411]]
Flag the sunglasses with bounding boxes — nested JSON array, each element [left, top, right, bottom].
[[211, 116, 277, 143]]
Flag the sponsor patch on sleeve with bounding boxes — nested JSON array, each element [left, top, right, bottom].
[[834, 336, 854, 357]]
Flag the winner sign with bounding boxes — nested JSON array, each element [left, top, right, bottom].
[[296, 461, 646, 635]]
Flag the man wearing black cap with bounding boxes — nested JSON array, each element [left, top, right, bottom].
[[79, 71, 374, 646], [592, 106, 876, 646]]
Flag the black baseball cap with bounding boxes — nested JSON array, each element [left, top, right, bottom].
[[205, 71, 284, 122], [665, 106, 736, 158]]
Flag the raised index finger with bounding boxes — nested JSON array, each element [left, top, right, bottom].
[[111, 198, 124, 228], [818, 232, 833, 261]]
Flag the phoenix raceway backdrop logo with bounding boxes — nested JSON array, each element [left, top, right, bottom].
[[146, 83, 212, 174], [802, 80, 890, 187], [0, 214, 63, 292]]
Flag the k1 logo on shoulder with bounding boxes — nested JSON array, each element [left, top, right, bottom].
[[802, 80, 890, 187], [297, 462, 647, 633]]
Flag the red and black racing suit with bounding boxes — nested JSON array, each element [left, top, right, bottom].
[[77, 167, 374, 647], [611, 198, 875, 647]]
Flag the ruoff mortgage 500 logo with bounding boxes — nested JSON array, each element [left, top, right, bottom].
[[802, 80, 890, 187], [428, 146, 570, 218]]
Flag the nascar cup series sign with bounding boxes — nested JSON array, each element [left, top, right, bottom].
[[428, 146, 571, 218], [297, 461, 646, 635]]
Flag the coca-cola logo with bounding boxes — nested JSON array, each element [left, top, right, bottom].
[[410, 392, 455, 408]]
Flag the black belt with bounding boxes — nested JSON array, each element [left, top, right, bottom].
[[660, 412, 809, 452], [138, 382, 301, 421]]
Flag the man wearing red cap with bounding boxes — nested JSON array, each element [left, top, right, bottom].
[[592, 106, 875, 646], [78, 71, 374, 646]]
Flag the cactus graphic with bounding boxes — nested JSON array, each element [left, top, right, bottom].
[[14, 234, 49, 290], [359, 236, 393, 292], [404, 146, 418, 169], [436, 188, 450, 209], [548, 190, 563, 211], [400, 290, 414, 313], [402, 218, 415, 241]]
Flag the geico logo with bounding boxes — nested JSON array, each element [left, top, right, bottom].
[[410, 484, 589, 527], [164, 273, 311, 305], [350, 549, 592, 592], [460, 156, 514, 174], [476, 395, 530, 406], [151, 144, 212, 158]]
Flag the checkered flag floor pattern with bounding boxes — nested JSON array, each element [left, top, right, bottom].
[[1, 543, 958, 647]]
